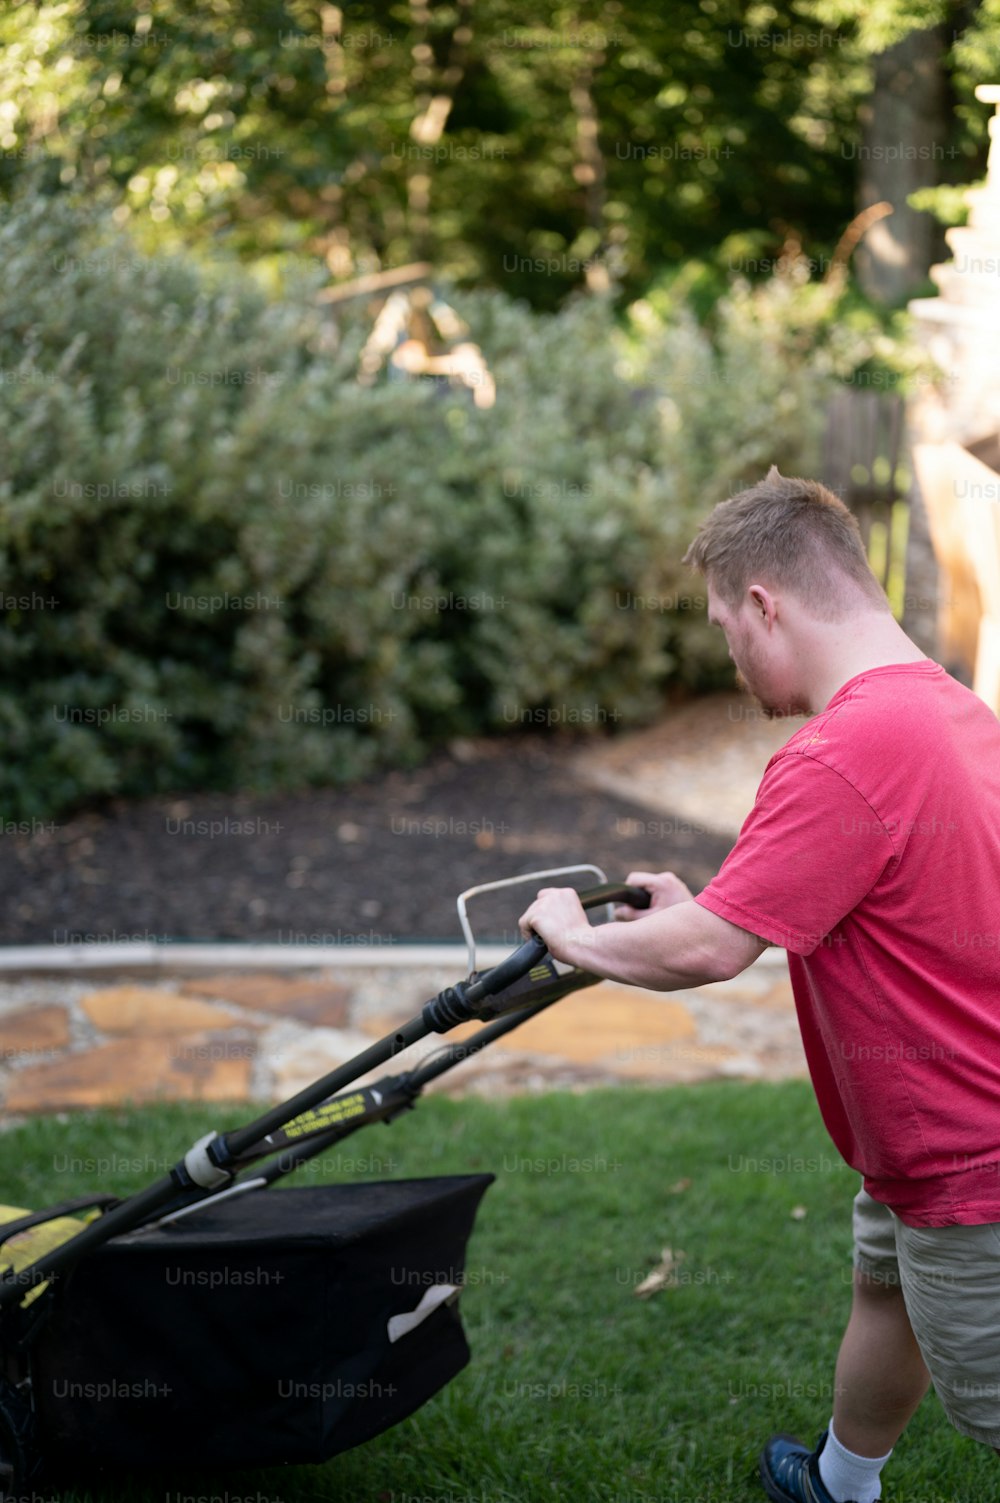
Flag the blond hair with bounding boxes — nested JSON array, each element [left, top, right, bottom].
[[682, 466, 890, 620]]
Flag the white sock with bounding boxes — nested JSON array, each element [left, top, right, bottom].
[[817, 1418, 891, 1503]]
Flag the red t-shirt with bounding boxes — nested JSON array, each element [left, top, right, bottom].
[[695, 661, 1000, 1227]]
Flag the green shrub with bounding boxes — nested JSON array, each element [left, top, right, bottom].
[[0, 190, 914, 820]]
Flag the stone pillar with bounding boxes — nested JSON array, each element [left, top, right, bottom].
[[909, 85, 1000, 444], [908, 89, 1000, 709]]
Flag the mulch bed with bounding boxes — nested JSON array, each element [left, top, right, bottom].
[[1, 733, 735, 946]]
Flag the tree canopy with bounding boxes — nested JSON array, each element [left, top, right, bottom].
[[1, 0, 996, 306]]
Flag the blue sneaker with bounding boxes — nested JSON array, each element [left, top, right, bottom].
[[759, 1429, 869, 1503]]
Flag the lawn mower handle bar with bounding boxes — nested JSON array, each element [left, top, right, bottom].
[[0, 880, 649, 1315], [223, 891, 643, 1188], [224, 881, 651, 1145]]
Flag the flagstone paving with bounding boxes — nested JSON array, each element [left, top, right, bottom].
[[0, 954, 805, 1117]]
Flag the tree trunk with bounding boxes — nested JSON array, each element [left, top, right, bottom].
[[406, 0, 474, 262], [854, 24, 949, 304], [567, 19, 609, 294]]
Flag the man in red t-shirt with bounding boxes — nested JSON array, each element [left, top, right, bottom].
[[518, 466, 1000, 1503]]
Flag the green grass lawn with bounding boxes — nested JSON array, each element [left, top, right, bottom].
[[1, 1080, 993, 1503]]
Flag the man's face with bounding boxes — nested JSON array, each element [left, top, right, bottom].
[[705, 580, 804, 720]]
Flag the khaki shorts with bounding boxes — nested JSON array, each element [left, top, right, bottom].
[[853, 1186, 1000, 1448]]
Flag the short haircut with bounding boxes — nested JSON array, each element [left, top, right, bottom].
[[682, 466, 890, 621]]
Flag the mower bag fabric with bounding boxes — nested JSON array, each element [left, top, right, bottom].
[[27, 1175, 493, 1468]]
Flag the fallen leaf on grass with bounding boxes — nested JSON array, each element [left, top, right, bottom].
[[669, 1178, 692, 1194], [633, 1246, 686, 1298]]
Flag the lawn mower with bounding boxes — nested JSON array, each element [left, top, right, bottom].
[[0, 867, 649, 1493]]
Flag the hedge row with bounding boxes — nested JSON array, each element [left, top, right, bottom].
[[1, 191, 886, 819]]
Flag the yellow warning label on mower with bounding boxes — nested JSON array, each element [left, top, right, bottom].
[[282, 1092, 369, 1140]]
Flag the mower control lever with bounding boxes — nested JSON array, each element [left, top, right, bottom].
[[422, 881, 651, 1030], [484, 881, 650, 998]]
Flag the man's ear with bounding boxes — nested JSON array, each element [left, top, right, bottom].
[[748, 585, 775, 624]]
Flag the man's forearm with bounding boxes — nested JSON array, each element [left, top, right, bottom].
[[554, 901, 723, 991]]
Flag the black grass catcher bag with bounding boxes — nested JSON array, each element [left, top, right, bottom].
[[28, 1177, 492, 1470]]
